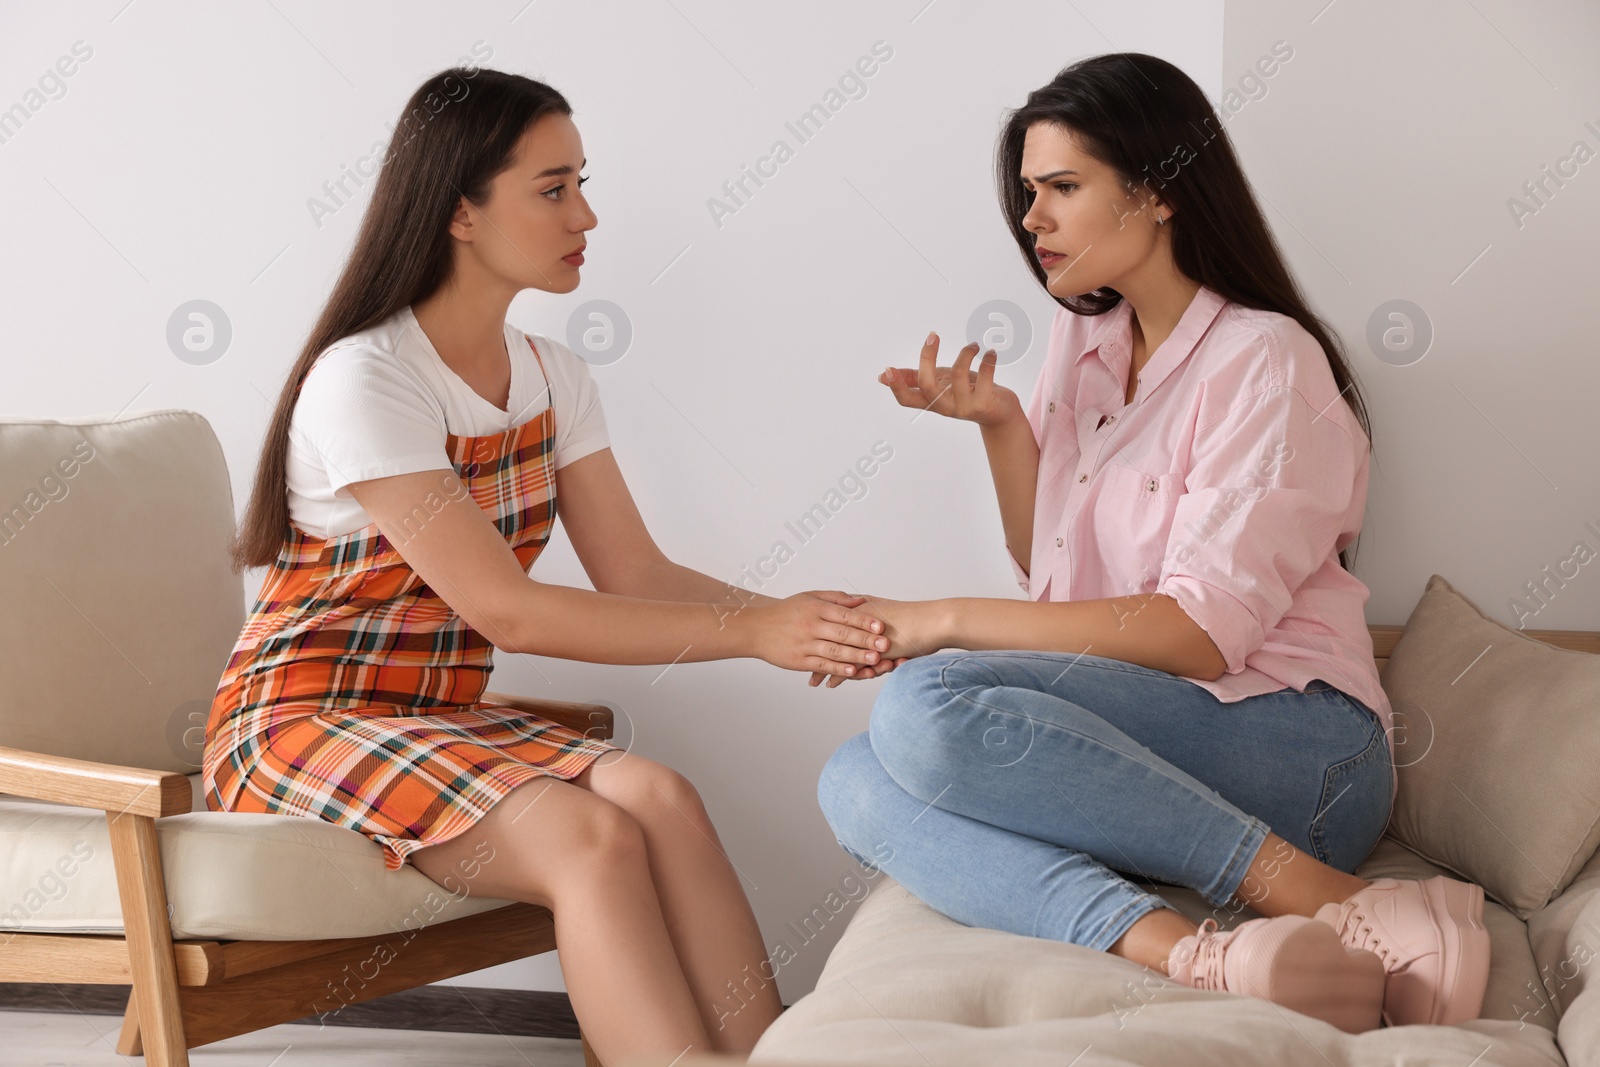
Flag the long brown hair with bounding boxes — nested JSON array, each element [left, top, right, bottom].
[[230, 67, 572, 571], [995, 52, 1374, 570]]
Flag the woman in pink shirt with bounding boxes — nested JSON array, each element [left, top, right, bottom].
[[817, 52, 1490, 1033]]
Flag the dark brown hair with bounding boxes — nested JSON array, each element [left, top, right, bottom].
[[995, 52, 1373, 569], [229, 67, 572, 571]]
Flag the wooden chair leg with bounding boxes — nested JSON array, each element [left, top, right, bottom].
[[581, 1028, 603, 1067], [116, 985, 144, 1056], [107, 809, 190, 1067]]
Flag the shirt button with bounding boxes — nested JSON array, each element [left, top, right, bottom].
[[1047, 401, 1056, 413], [1077, 473, 1087, 483], [1107, 415, 1115, 423], [1055, 536, 1063, 547], [1146, 478, 1158, 491]]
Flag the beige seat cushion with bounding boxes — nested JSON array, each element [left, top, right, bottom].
[[0, 774, 517, 941], [1383, 574, 1600, 919], [748, 837, 1563, 1066]]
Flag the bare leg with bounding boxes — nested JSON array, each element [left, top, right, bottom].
[[1107, 907, 1199, 973], [1230, 831, 1370, 919], [573, 752, 785, 1054], [1107, 831, 1370, 973], [409, 774, 711, 1064]]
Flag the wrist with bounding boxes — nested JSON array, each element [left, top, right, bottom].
[[709, 590, 763, 658], [978, 397, 1028, 437], [929, 598, 964, 650]]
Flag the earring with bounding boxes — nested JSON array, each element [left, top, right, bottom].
[[1156, 213, 1167, 225]]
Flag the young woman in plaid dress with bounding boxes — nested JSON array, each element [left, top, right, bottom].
[[205, 67, 898, 1062]]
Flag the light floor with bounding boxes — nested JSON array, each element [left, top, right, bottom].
[[0, 1009, 586, 1066]]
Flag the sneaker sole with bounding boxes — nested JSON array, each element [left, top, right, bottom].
[[1232, 916, 1386, 1034], [1419, 877, 1491, 1026]]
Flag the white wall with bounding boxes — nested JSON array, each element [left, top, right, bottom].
[[1222, 0, 1600, 633], [9, 0, 1591, 1011]]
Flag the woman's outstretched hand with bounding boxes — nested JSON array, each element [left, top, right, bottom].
[[880, 332, 1022, 427], [803, 591, 911, 688], [804, 591, 949, 688], [741, 590, 892, 681]]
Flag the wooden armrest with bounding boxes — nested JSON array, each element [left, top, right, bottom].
[[0, 745, 193, 817], [479, 692, 615, 741], [1368, 623, 1600, 660]]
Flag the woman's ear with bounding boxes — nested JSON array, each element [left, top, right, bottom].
[[446, 195, 475, 242]]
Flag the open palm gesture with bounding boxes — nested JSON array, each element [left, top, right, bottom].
[[879, 332, 1020, 427]]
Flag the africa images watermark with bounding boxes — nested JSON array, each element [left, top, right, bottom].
[[1509, 933, 1595, 1032], [707, 39, 895, 229], [1112, 40, 1295, 226], [1507, 516, 1599, 629], [1105, 437, 1295, 633], [0, 842, 97, 941], [1507, 115, 1600, 230], [0, 38, 94, 147], [310, 838, 498, 1023], [306, 39, 495, 230], [0, 438, 99, 549], [710, 840, 896, 1032], [713, 439, 895, 628]]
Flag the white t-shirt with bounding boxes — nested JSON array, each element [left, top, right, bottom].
[[285, 305, 610, 539]]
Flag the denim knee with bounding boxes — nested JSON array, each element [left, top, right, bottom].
[[865, 654, 959, 799], [817, 731, 883, 867], [869, 652, 1026, 801]]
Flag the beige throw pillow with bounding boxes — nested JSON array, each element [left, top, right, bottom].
[[1380, 574, 1600, 919]]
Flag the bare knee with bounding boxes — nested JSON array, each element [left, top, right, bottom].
[[594, 757, 717, 840], [412, 778, 648, 908], [522, 789, 650, 904]]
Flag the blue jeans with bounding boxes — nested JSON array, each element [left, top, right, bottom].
[[817, 650, 1393, 953]]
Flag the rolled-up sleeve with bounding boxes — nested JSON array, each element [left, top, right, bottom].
[[1155, 384, 1357, 675], [1008, 545, 1031, 593]]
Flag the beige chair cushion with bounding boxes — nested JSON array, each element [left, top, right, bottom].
[[0, 773, 517, 941], [0, 410, 244, 774], [749, 840, 1565, 1066], [1382, 574, 1600, 919]]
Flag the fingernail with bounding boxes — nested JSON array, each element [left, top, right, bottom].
[[926, 331, 937, 345]]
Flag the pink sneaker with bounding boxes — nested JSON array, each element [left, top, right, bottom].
[[1165, 914, 1386, 1033], [1314, 876, 1491, 1027]]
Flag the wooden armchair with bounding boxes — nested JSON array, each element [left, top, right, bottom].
[[0, 410, 609, 1065], [0, 693, 611, 1067]]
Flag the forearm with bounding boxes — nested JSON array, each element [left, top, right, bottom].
[[509, 557, 779, 662], [980, 413, 1040, 574], [937, 593, 1228, 680], [612, 557, 780, 618], [512, 581, 754, 664]]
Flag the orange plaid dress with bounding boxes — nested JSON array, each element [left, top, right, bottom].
[[203, 335, 620, 871]]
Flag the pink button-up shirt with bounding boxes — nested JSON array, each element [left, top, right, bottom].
[[1009, 283, 1393, 765]]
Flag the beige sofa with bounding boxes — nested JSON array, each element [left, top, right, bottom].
[[746, 842, 1596, 1065], [748, 592, 1600, 1064]]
